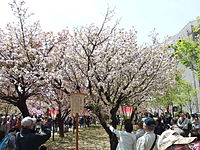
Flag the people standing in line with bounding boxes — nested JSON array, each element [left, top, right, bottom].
[[16, 116, 51, 150], [136, 118, 159, 150], [108, 120, 137, 150], [177, 113, 189, 136]]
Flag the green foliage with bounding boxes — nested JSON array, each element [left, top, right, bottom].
[[172, 19, 200, 78], [151, 73, 196, 109], [173, 39, 200, 72]]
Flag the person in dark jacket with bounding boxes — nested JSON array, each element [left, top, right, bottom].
[[154, 117, 165, 135], [16, 116, 51, 150]]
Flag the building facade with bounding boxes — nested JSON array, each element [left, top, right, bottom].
[[169, 19, 200, 113]]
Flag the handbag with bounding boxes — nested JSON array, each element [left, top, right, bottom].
[[150, 134, 157, 150]]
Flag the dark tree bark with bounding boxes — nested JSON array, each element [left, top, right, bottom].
[[131, 107, 137, 121], [58, 118, 64, 137], [93, 106, 120, 150], [57, 104, 65, 138], [100, 120, 118, 150], [16, 100, 30, 117], [109, 134, 118, 150]]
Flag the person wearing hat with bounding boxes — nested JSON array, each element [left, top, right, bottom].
[[136, 118, 159, 150], [16, 116, 51, 150], [157, 129, 196, 150]]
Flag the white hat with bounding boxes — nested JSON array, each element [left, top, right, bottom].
[[21, 117, 37, 127], [158, 129, 196, 150]]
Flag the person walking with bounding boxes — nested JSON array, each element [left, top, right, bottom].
[[16, 116, 51, 150], [136, 118, 159, 150], [108, 120, 137, 150]]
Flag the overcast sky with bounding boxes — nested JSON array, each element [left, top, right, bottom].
[[0, 0, 199, 43]]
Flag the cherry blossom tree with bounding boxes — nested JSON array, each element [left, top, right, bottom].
[[41, 87, 71, 138], [0, 1, 177, 148], [60, 10, 177, 149], [0, 1, 62, 117]]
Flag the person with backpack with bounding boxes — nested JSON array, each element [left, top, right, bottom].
[[0, 127, 19, 150], [16, 116, 51, 150], [136, 118, 159, 150]]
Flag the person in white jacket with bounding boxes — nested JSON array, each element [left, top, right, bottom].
[[108, 120, 137, 150]]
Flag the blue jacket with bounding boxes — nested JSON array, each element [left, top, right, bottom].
[[8, 133, 16, 150]]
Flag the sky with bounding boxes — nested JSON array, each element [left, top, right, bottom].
[[0, 0, 200, 43]]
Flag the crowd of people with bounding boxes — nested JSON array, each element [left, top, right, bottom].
[[109, 112, 200, 150], [1, 112, 200, 149], [0, 113, 94, 150], [0, 115, 52, 150]]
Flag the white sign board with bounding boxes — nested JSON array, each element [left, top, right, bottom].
[[70, 93, 85, 113]]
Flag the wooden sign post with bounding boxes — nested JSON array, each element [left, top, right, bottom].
[[70, 93, 85, 150]]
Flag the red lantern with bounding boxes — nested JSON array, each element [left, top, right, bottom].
[[121, 106, 134, 119], [49, 110, 58, 120]]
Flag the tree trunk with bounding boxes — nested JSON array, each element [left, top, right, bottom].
[[131, 107, 137, 121], [192, 71, 199, 112], [166, 105, 169, 113], [110, 107, 119, 149], [110, 107, 118, 128], [58, 118, 64, 137], [16, 100, 30, 117], [57, 105, 65, 137], [109, 134, 118, 150], [90, 103, 120, 150], [101, 121, 118, 150]]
